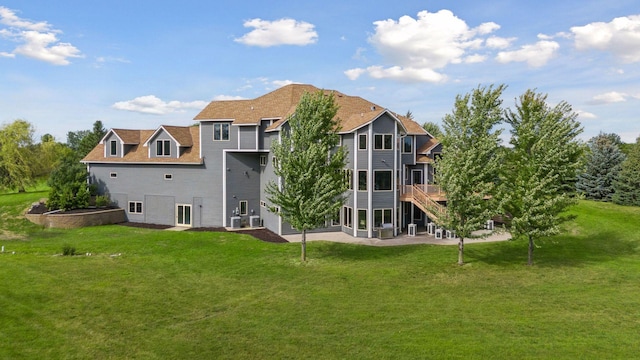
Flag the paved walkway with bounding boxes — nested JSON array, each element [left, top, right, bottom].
[[283, 229, 511, 247]]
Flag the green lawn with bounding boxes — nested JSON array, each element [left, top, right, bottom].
[[1, 190, 639, 359]]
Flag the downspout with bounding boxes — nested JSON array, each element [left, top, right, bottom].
[[367, 122, 373, 238]]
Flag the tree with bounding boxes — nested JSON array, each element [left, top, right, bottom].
[[0, 119, 36, 192], [436, 85, 505, 265], [576, 132, 626, 201], [47, 150, 90, 211], [266, 90, 348, 261], [422, 121, 443, 139], [613, 136, 640, 206], [500, 90, 583, 265], [67, 120, 106, 159], [33, 134, 68, 178]]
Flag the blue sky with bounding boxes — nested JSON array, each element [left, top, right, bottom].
[[1, 0, 639, 143]]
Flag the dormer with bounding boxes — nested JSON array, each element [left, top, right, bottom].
[[100, 129, 141, 158], [143, 125, 194, 159]]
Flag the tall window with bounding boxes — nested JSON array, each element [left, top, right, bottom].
[[259, 155, 267, 166], [156, 140, 170, 156], [358, 209, 367, 230], [374, 170, 392, 191], [109, 140, 117, 156], [358, 134, 367, 150], [374, 134, 393, 150], [214, 123, 230, 141], [239, 200, 248, 215], [343, 206, 353, 228], [358, 170, 367, 191], [344, 169, 353, 190], [403, 136, 413, 153]]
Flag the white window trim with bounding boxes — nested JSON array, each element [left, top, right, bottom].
[[109, 140, 117, 156], [128, 201, 143, 214], [239, 200, 248, 216], [357, 170, 367, 191], [374, 208, 393, 228], [109, 172, 117, 178], [156, 139, 171, 157], [259, 155, 267, 166], [357, 208, 367, 231], [164, 174, 173, 180], [343, 206, 353, 229], [402, 136, 413, 154], [374, 134, 394, 150], [358, 133, 367, 151], [213, 123, 230, 141], [373, 170, 393, 191]]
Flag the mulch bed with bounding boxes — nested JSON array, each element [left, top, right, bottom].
[[119, 222, 288, 243]]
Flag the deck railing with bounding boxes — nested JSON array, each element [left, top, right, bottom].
[[403, 184, 447, 221]]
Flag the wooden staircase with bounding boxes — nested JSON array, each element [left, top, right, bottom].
[[403, 185, 447, 222]]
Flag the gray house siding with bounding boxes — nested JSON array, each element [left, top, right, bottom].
[[238, 126, 257, 150], [225, 152, 261, 226], [104, 133, 121, 157]]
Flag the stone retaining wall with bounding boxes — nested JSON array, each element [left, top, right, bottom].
[[25, 208, 126, 229]]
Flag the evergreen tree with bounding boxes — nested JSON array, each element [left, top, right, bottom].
[[436, 84, 505, 265], [500, 90, 583, 265], [613, 136, 640, 206], [47, 150, 90, 211], [576, 132, 625, 201], [266, 90, 348, 261]]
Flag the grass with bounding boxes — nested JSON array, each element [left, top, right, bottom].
[[1, 189, 639, 359]]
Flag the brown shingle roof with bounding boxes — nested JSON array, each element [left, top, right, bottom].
[[195, 83, 426, 134], [82, 126, 201, 164], [417, 137, 440, 154]]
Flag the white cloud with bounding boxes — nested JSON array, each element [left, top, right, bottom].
[[589, 91, 629, 104], [495, 40, 559, 67], [348, 9, 500, 82], [234, 18, 318, 47], [0, 6, 82, 65], [112, 95, 208, 115], [486, 36, 515, 49], [576, 110, 597, 119], [272, 79, 295, 87], [571, 15, 640, 63]]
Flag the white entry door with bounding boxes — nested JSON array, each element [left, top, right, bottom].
[[176, 204, 192, 227]]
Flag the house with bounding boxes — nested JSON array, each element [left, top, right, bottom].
[[82, 84, 443, 238]]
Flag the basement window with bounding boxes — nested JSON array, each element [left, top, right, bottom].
[[164, 174, 173, 180], [110, 172, 117, 178]]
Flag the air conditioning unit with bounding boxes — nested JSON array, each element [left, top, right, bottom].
[[408, 223, 417, 237], [486, 220, 494, 230], [427, 223, 436, 235], [446, 230, 456, 239], [435, 228, 443, 239], [250, 215, 261, 228], [230, 216, 241, 229]]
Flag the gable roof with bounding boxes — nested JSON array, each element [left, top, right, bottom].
[[100, 128, 143, 145], [143, 125, 194, 147], [194, 84, 428, 135], [417, 137, 441, 154], [82, 126, 201, 164]]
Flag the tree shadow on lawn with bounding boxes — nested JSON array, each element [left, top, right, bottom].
[[312, 241, 425, 261], [466, 231, 637, 267]]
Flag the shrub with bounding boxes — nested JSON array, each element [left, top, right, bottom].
[[62, 244, 76, 256], [95, 195, 110, 207]]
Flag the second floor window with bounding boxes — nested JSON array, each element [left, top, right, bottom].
[[109, 140, 117, 156], [403, 136, 413, 153], [358, 134, 367, 150], [156, 140, 170, 156], [214, 123, 230, 141], [374, 134, 393, 150]]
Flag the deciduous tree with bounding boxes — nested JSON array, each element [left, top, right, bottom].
[[500, 90, 583, 265], [266, 90, 347, 261], [436, 84, 505, 265], [0, 119, 36, 192]]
